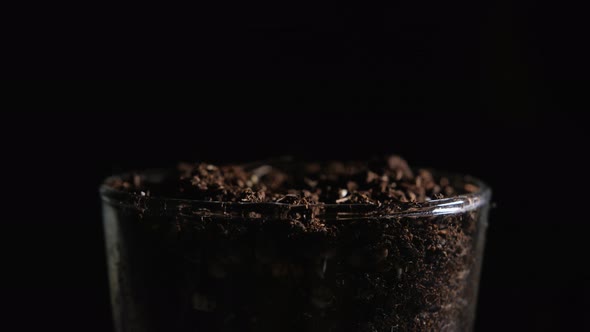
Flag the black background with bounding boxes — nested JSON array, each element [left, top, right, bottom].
[[12, 109, 587, 332], [5, 0, 589, 331]]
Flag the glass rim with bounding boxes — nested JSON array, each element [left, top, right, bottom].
[[100, 170, 491, 219]]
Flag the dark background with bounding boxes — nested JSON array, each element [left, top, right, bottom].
[[5, 0, 589, 331], [13, 110, 587, 332]]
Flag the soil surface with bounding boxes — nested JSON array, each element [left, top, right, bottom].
[[109, 155, 476, 206]]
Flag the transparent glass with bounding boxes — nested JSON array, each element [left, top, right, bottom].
[[100, 169, 491, 332]]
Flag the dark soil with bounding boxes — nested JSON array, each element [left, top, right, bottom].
[[109, 155, 475, 206], [102, 156, 488, 332]]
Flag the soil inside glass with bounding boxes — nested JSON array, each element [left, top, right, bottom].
[[101, 166, 491, 332]]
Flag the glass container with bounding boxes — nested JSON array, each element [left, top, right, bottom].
[[101, 167, 491, 332]]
